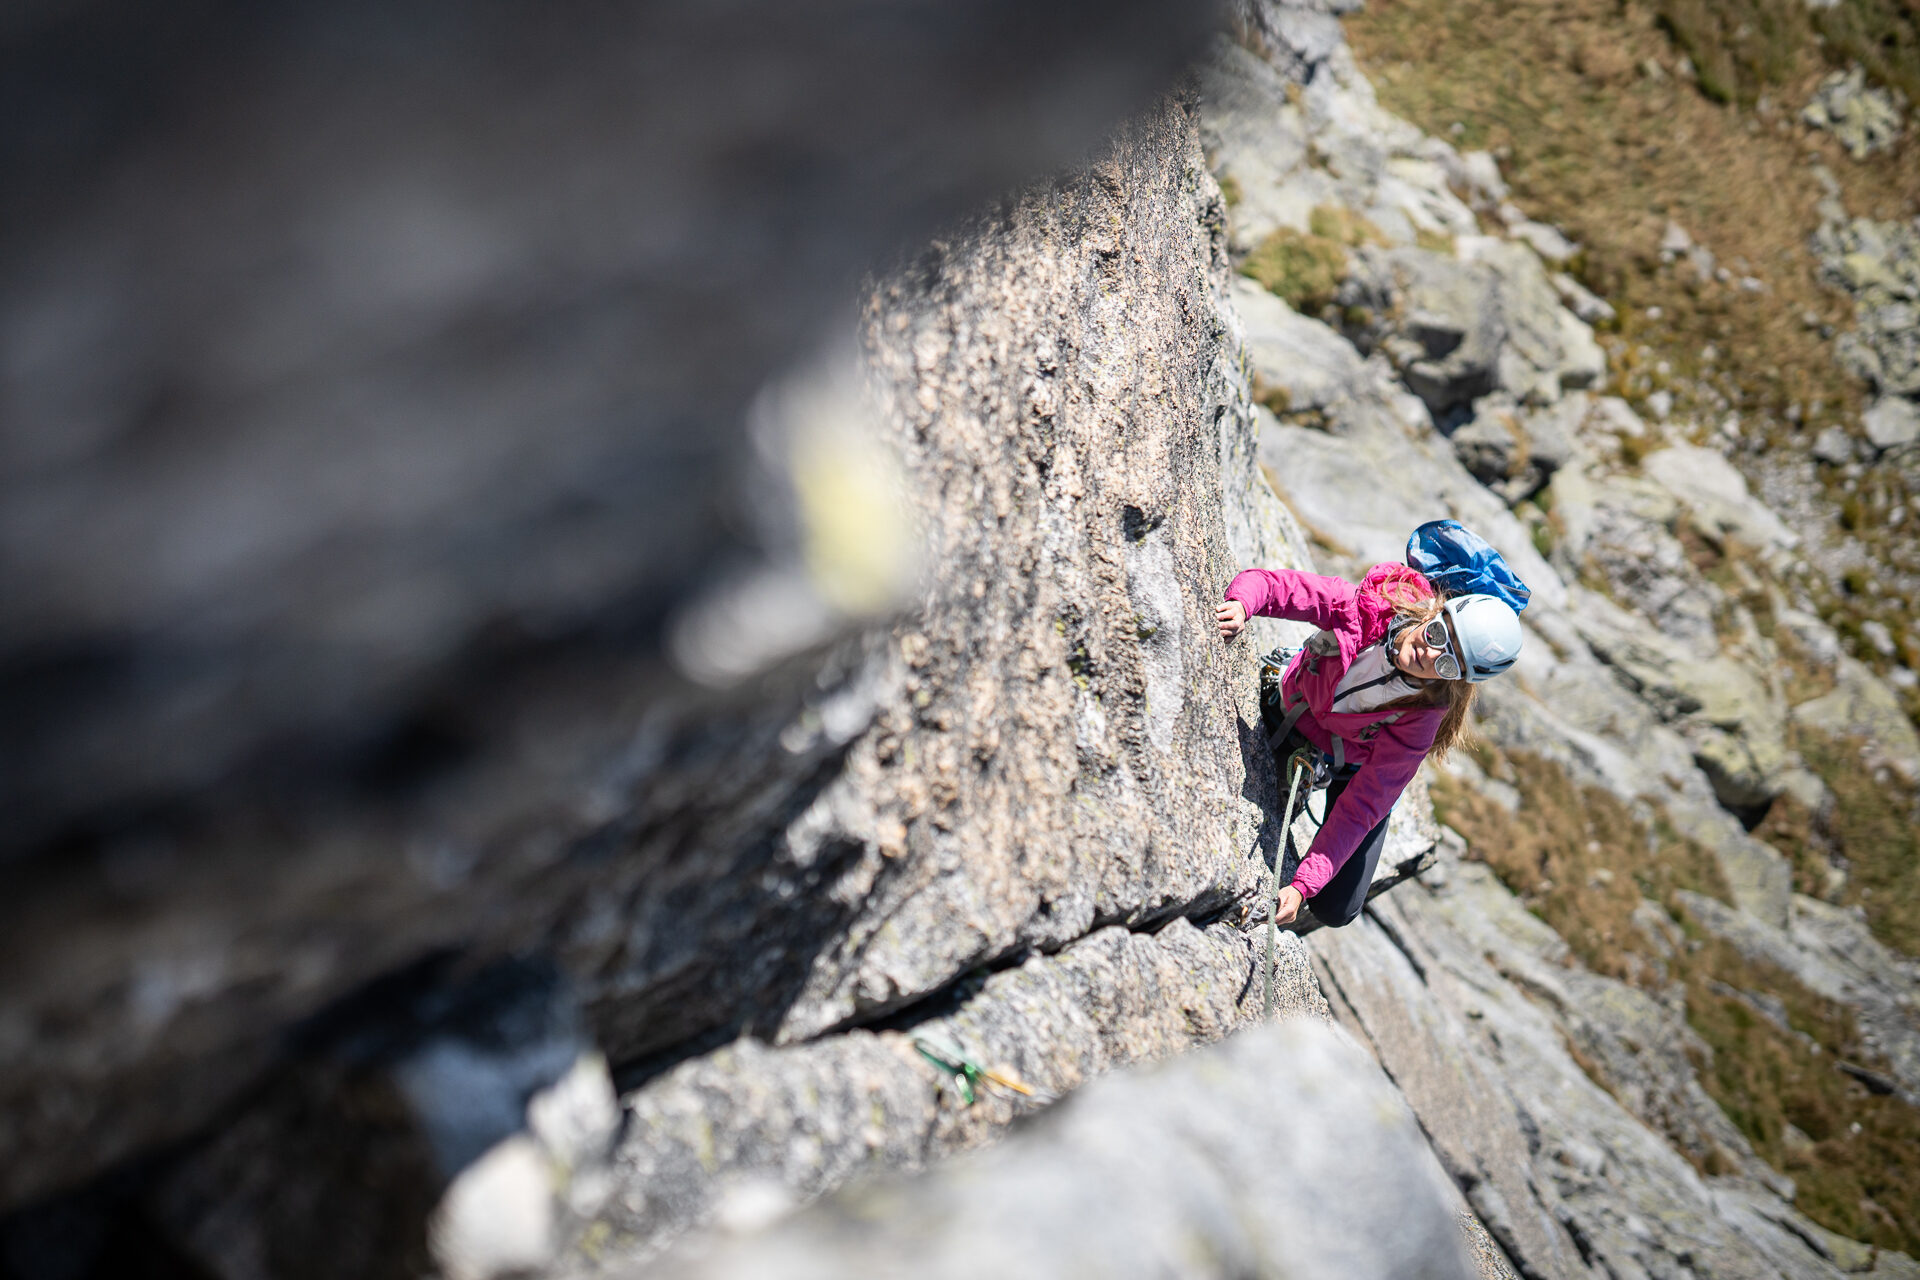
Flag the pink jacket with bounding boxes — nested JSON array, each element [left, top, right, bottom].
[[1224, 564, 1445, 900]]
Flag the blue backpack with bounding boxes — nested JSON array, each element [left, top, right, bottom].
[[1405, 520, 1530, 613]]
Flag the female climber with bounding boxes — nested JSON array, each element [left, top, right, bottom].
[[1214, 559, 1522, 930]]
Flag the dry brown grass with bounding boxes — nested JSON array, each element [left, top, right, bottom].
[[1433, 746, 1920, 1252], [1349, 0, 1920, 720], [1346, 0, 1920, 525], [1431, 750, 1730, 980], [1779, 727, 1920, 955], [1682, 925, 1920, 1251]]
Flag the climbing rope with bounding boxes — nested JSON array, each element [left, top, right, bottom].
[[1263, 748, 1313, 1018]]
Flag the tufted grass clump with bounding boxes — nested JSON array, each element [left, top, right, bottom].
[[1307, 203, 1389, 248], [1813, 0, 1920, 104], [1782, 728, 1920, 956], [1240, 226, 1347, 313], [1652, 0, 1804, 104], [1433, 746, 1920, 1253]]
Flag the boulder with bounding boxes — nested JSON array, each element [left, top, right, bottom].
[[1864, 396, 1920, 452], [1812, 425, 1858, 465], [1793, 656, 1920, 783], [1344, 236, 1604, 420], [1639, 444, 1799, 554], [1688, 722, 1792, 813], [1550, 272, 1617, 325], [1231, 275, 1369, 415], [1802, 66, 1908, 159], [651, 1020, 1480, 1280], [1457, 236, 1606, 401], [1346, 248, 1506, 416], [1449, 393, 1580, 505]]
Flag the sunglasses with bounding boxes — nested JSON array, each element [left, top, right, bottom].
[[1415, 618, 1464, 681]]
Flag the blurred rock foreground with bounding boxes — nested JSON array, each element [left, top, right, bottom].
[[2, 0, 1438, 1275], [6, 1, 1920, 1278]]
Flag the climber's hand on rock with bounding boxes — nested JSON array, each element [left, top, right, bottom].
[[1274, 885, 1303, 925], [1216, 600, 1246, 641]]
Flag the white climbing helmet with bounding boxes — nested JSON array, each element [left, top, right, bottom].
[[1442, 593, 1523, 682]]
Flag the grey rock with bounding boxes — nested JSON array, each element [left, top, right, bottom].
[[1802, 66, 1908, 158], [1551, 272, 1618, 325], [1813, 424, 1859, 465], [1777, 604, 1845, 670], [1198, 41, 1315, 256], [650, 1021, 1477, 1280], [1198, 19, 1479, 260], [431, 1053, 622, 1280], [1551, 472, 1717, 654], [1449, 394, 1577, 505], [1874, 1248, 1920, 1279], [1864, 396, 1920, 452], [1639, 443, 1798, 552], [1689, 722, 1792, 813], [432, 1137, 560, 1280], [1450, 403, 1527, 486], [1443, 395, 1574, 506], [1343, 235, 1603, 418], [1459, 237, 1606, 399], [1510, 221, 1579, 265], [1453, 151, 1511, 210], [574, 921, 1327, 1272], [1231, 275, 1369, 414], [1793, 656, 1920, 783], [1346, 248, 1507, 415], [1811, 215, 1920, 399]]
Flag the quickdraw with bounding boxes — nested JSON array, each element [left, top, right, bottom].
[[912, 1037, 1039, 1107]]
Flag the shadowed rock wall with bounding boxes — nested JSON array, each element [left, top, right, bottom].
[[0, 0, 1225, 1223]]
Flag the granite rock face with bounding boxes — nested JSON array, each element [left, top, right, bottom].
[[533, 82, 1340, 1274], [0, 0, 1225, 1223]]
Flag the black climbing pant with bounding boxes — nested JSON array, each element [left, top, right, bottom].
[[1298, 769, 1391, 929], [1272, 729, 1391, 930]]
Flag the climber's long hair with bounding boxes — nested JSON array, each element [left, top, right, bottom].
[[1375, 585, 1477, 762]]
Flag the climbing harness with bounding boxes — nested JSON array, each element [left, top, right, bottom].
[[1259, 643, 1400, 778], [912, 1036, 1038, 1107]]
